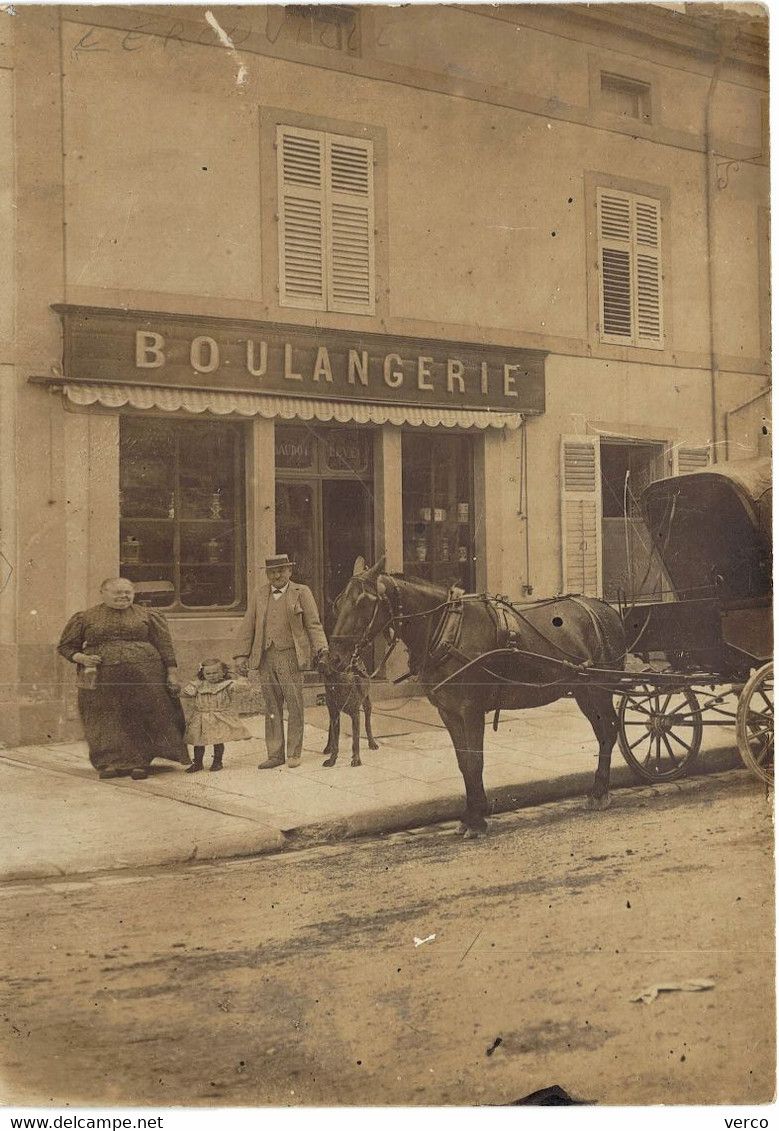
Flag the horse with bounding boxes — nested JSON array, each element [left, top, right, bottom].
[[330, 557, 627, 838], [318, 653, 380, 767]]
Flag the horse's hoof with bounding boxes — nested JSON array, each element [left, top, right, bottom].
[[585, 793, 611, 811], [463, 827, 487, 841], [350, 758, 362, 768], [322, 757, 337, 768], [368, 740, 379, 750]]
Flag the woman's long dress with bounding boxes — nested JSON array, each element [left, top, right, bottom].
[[57, 604, 189, 773]]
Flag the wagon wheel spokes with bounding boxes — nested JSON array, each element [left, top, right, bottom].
[[660, 732, 683, 768], [736, 663, 773, 787], [617, 685, 702, 783], [626, 730, 652, 755]]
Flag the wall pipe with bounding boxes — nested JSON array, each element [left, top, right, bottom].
[[704, 28, 735, 464]]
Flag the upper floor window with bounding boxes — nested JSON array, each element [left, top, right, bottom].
[[277, 125, 375, 315], [279, 5, 359, 53], [597, 187, 663, 348], [600, 72, 651, 123]]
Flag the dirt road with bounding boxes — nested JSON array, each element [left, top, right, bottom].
[[1, 770, 774, 1107]]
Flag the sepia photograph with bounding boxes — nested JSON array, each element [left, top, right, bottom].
[[0, 0, 773, 1115]]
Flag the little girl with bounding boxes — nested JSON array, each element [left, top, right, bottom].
[[180, 658, 252, 772]]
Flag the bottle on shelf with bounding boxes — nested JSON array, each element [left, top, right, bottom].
[[122, 535, 141, 563]]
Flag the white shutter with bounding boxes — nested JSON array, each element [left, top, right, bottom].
[[598, 188, 663, 348], [561, 435, 602, 596], [327, 135, 375, 314], [599, 191, 633, 341], [278, 126, 327, 310], [278, 126, 375, 315], [634, 197, 662, 346], [673, 445, 711, 474]]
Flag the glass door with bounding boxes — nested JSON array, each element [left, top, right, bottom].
[[322, 479, 373, 635], [275, 424, 375, 645], [275, 480, 320, 599]]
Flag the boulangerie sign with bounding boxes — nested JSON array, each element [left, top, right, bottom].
[[53, 305, 546, 415]]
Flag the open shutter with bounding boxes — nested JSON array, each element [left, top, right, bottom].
[[673, 444, 711, 474], [278, 126, 327, 310], [561, 435, 602, 596], [634, 196, 663, 346], [598, 190, 633, 342], [326, 134, 375, 314], [598, 188, 663, 348]]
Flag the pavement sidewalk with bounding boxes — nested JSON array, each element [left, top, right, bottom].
[[0, 694, 742, 880]]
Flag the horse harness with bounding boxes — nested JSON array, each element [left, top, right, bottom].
[[335, 574, 614, 697]]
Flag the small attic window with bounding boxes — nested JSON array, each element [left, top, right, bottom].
[[282, 6, 359, 52], [600, 73, 652, 123]]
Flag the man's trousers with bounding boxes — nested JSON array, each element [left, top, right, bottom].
[[259, 645, 305, 764]]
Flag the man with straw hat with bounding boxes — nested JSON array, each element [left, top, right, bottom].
[[233, 554, 329, 768]]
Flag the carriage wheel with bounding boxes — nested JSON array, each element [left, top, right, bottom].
[[736, 662, 773, 787], [617, 685, 702, 782]]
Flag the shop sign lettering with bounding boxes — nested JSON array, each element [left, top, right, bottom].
[[57, 307, 546, 415]]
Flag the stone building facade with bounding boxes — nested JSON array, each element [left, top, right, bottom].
[[0, 4, 769, 744]]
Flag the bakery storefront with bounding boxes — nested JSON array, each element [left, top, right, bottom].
[[39, 306, 545, 675]]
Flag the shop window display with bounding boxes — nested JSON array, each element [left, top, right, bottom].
[[119, 419, 246, 611], [402, 433, 475, 591]]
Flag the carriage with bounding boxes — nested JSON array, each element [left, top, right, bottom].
[[614, 455, 773, 786], [329, 456, 772, 837]]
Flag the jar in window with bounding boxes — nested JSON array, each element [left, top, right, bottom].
[[123, 535, 141, 564]]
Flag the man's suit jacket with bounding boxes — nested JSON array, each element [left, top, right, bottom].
[[233, 582, 328, 672]]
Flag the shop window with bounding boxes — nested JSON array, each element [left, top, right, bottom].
[[277, 125, 375, 315], [402, 433, 475, 591], [119, 419, 246, 612], [597, 187, 664, 348], [600, 73, 651, 123]]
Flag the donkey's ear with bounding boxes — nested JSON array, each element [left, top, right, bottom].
[[363, 555, 386, 581], [352, 556, 366, 576], [376, 577, 387, 597]]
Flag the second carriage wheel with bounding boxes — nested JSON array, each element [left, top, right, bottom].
[[736, 662, 774, 787], [617, 684, 703, 782]]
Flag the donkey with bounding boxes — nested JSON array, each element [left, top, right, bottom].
[[329, 558, 626, 837]]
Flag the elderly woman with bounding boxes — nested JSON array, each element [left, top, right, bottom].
[[57, 578, 190, 780]]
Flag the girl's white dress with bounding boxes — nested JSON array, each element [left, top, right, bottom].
[[181, 678, 252, 745]]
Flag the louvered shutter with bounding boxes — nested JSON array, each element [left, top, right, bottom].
[[278, 126, 327, 310], [598, 189, 663, 348], [278, 126, 375, 314], [634, 197, 662, 346], [673, 445, 711, 474], [599, 192, 633, 341], [561, 436, 603, 596], [327, 134, 375, 315]]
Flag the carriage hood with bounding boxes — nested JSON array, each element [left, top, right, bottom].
[[640, 456, 772, 602]]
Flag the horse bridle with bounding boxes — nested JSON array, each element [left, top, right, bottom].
[[330, 573, 453, 679], [329, 575, 396, 675]]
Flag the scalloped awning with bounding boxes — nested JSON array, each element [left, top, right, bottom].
[[60, 382, 523, 429]]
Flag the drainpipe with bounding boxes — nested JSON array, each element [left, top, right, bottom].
[[704, 29, 734, 464]]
